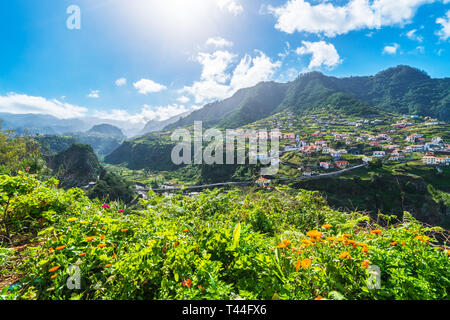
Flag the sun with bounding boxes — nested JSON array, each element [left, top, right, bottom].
[[129, 0, 215, 31]]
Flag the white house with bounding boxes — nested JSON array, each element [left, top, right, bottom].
[[373, 151, 386, 158]]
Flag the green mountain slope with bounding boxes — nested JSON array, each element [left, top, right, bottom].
[[165, 65, 450, 130]]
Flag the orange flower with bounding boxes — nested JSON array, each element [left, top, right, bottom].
[[370, 230, 382, 235], [113, 252, 117, 259], [85, 236, 95, 242], [357, 242, 368, 247], [49, 248, 54, 253], [49, 266, 60, 273], [361, 260, 370, 269], [184, 228, 189, 232], [97, 243, 107, 248], [338, 251, 352, 260], [401, 241, 406, 246], [182, 279, 192, 289], [56, 245, 66, 251], [277, 243, 287, 249], [121, 229, 129, 233], [322, 224, 332, 230], [314, 296, 324, 300], [51, 274, 58, 279], [343, 233, 352, 238], [327, 237, 336, 241], [100, 235, 105, 240], [307, 230, 322, 239], [301, 258, 312, 269], [105, 264, 112, 268], [283, 240, 292, 246], [362, 247, 369, 254], [79, 253, 86, 257], [390, 241, 398, 246], [296, 259, 301, 271]]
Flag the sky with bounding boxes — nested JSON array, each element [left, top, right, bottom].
[[0, 0, 450, 126]]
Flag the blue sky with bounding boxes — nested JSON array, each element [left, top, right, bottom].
[[0, 0, 450, 126]]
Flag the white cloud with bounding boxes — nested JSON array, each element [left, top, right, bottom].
[[216, 0, 244, 15], [268, 0, 435, 37], [406, 29, 424, 42], [206, 37, 234, 48], [93, 104, 190, 123], [0, 93, 87, 119], [230, 51, 282, 89], [133, 78, 167, 95], [115, 78, 127, 86], [87, 90, 100, 98], [296, 41, 342, 70], [181, 50, 281, 104], [177, 96, 190, 103], [436, 10, 450, 41], [197, 51, 237, 83], [383, 43, 400, 55]]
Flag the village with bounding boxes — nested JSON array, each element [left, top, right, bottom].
[[243, 110, 450, 178]]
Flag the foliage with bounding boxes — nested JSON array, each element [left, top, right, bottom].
[[1, 174, 449, 300]]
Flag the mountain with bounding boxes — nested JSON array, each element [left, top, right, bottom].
[[104, 134, 179, 171], [165, 82, 289, 130], [47, 143, 136, 203], [48, 143, 105, 188], [87, 124, 125, 139], [140, 111, 193, 135], [165, 65, 450, 130], [0, 113, 89, 134]]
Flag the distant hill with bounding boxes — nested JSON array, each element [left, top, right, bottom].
[[140, 111, 193, 135], [165, 65, 450, 130], [87, 124, 125, 139]]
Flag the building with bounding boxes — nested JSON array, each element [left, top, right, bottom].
[[373, 151, 386, 158], [320, 162, 330, 170], [335, 161, 350, 169]]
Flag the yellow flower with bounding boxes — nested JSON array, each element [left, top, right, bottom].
[[301, 258, 312, 269], [361, 260, 370, 269], [338, 251, 352, 260], [49, 266, 60, 273], [80, 221, 88, 224], [322, 224, 332, 230], [67, 217, 77, 222]]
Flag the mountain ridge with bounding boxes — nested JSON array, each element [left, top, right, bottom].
[[164, 65, 450, 130]]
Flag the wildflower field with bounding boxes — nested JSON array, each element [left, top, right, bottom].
[[0, 172, 449, 300]]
